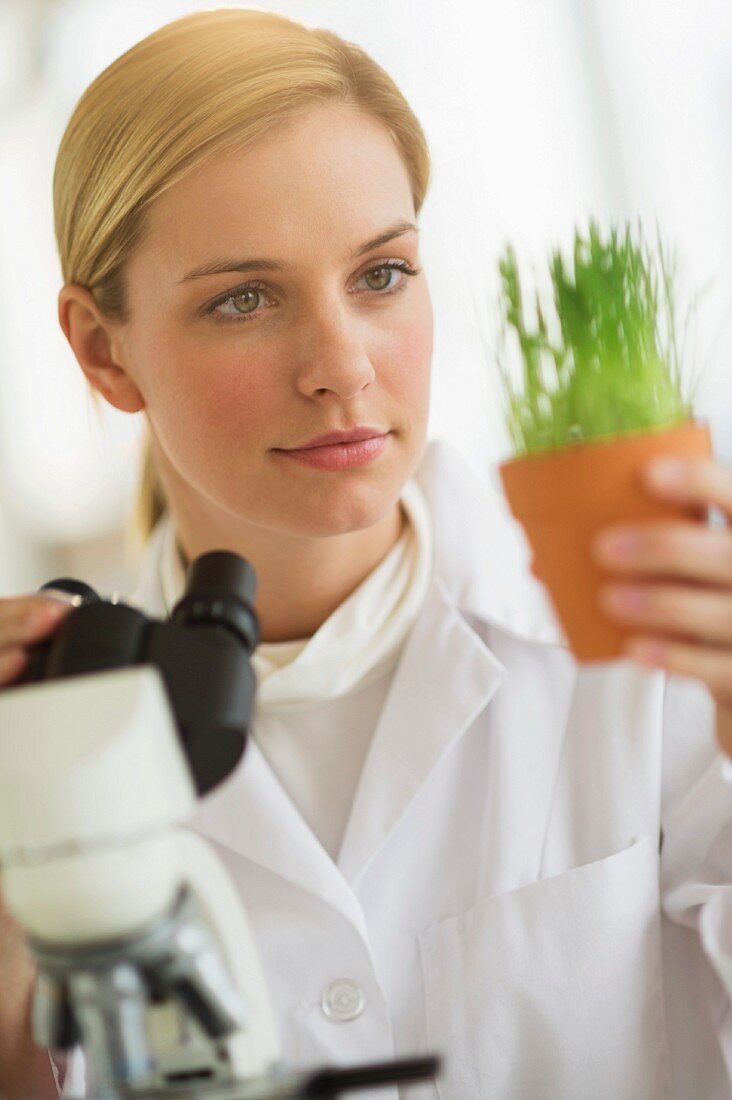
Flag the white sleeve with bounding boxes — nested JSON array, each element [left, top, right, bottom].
[[659, 672, 732, 1085]]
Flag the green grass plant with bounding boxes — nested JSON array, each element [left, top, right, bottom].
[[496, 221, 696, 457]]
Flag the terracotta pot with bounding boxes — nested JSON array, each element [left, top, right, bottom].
[[498, 417, 713, 662]]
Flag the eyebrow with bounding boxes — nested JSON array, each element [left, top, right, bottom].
[[176, 220, 419, 283]]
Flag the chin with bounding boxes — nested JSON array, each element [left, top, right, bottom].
[[286, 484, 401, 537]]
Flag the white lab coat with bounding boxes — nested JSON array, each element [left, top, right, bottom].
[[76, 438, 732, 1099]]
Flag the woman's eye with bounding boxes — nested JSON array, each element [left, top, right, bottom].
[[362, 266, 397, 292], [215, 286, 265, 321], [205, 259, 421, 324]]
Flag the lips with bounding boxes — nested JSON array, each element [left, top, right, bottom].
[[283, 427, 388, 450], [275, 432, 391, 470]]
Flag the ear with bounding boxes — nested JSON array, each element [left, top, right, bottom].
[[58, 284, 146, 414]]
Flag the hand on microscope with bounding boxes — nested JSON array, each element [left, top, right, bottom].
[[0, 591, 77, 1100], [0, 592, 78, 688]]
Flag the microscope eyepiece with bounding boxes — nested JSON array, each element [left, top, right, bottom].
[[171, 551, 260, 653]]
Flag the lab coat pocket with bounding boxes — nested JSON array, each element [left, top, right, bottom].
[[418, 835, 670, 1100]]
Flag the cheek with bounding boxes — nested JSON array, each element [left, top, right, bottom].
[[386, 289, 433, 402], [198, 357, 274, 431], [146, 344, 274, 458]]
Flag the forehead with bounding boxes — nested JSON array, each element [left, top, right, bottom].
[[139, 105, 414, 271]]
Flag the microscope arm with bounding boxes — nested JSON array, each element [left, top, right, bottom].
[[166, 827, 282, 1078]]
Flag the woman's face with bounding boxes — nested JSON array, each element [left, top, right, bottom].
[[114, 103, 433, 538]]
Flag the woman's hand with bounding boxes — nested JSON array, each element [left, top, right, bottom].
[[591, 454, 732, 760], [0, 593, 76, 686]]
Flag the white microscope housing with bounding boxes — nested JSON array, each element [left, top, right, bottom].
[[0, 662, 281, 1091]]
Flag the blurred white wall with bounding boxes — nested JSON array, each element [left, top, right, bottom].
[[0, 0, 730, 598]]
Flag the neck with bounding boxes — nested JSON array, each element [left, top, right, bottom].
[[175, 505, 407, 643]]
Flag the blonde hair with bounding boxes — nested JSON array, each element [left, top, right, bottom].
[[52, 7, 432, 554]]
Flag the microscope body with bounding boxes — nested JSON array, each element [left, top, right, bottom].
[[0, 554, 439, 1098], [0, 663, 281, 1094]]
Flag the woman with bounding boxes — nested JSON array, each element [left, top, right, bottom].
[[1, 8, 731, 1098]]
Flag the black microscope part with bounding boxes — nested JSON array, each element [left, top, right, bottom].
[[38, 578, 102, 604], [15, 551, 260, 797], [302, 1055, 442, 1096]]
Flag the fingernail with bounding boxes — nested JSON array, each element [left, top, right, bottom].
[[32, 602, 70, 625], [593, 530, 640, 559], [625, 639, 668, 666], [646, 458, 689, 486], [31, 599, 77, 624]]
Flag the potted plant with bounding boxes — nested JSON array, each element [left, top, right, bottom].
[[495, 221, 713, 662]]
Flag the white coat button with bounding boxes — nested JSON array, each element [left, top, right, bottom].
[[320, 979, 365, 1022]]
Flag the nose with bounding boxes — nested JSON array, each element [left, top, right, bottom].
[[294, 303, 376, 399]]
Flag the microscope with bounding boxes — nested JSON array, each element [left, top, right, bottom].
[[0, 552, 440, 1098]]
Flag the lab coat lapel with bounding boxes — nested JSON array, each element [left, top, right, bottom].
[[336, 570, 507, 884], [186, 735, 373, 944]]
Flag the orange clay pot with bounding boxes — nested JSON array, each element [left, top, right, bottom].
[[498, 417, 713, 663]]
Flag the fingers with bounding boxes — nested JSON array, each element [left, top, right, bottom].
[[599, 580, 732, 646], [0, 597, 75, 687], [592, 521, 732, 587], [0, 646, 28, 685], [642, 456, 732, 521]]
